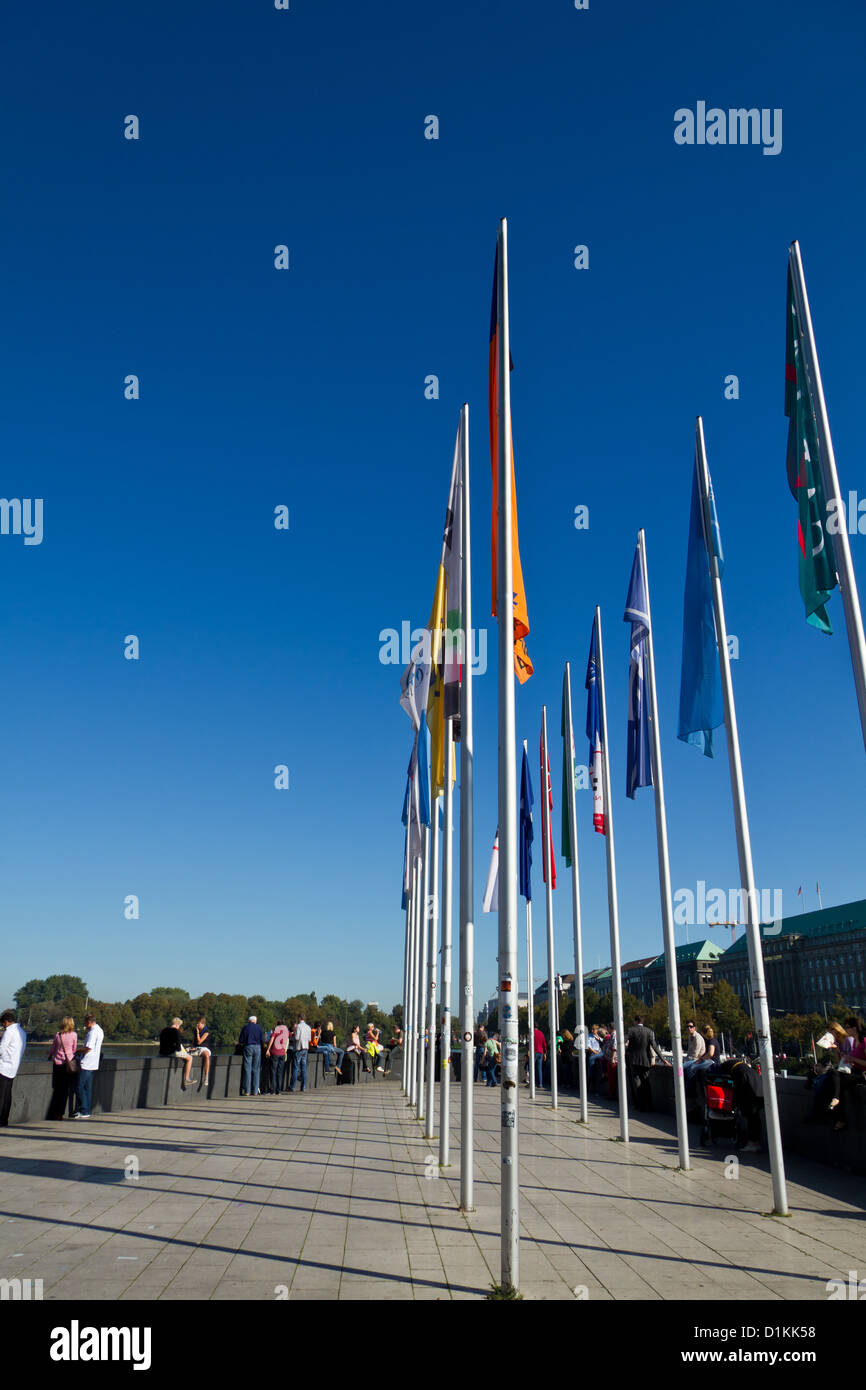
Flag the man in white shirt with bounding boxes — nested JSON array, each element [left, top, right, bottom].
[[0, 1009, 27, 1128], [75, 1013, 104, 1119], [289, 1014, 312, 1093]]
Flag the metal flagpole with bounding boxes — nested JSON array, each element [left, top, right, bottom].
[[417, 828, 430, 1123], [526, 901, 535, 1099], [540, 706, 558, 1110], [425, 799, 440, 1138], [595, 608, 629, 1142], [496, 217, 520, 1291], [459, 402, 476, 1212], [523, 741, 536, 1102], [563, 664, 588, 1123], [402, 817, 411, 1094], [637, 530, 690, 1169], [789, 241, 866, 755], [696, 416, 789, 1215], [407, 855, 418, 1106], [440, 721, 454, 1166]]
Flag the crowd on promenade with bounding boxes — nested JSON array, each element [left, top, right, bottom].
[[0, 1006, 405, 1123], [466, 1010, 866, 1145]]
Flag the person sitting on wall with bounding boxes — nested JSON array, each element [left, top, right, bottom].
[[158, 1017, 193, 1090]]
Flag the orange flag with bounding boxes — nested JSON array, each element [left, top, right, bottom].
[[489, 242, 533, 683]]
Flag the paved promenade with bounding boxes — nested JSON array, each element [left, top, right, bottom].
[[0, 1077, 863, 1300]]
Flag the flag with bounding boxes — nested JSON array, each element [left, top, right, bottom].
[[624, 542, 652, 798], [443, 425, 464, 730], [560, 670, 576, 865], [519, 745, 534, 901], [797, 885, 803, 896], [482, 829, 499, 912], [425, 565, 448, 798], [402, 735, 427, 906], [489, 240, 533, 683], [400, 629, 432, 731], [786, 267, 837, 634], [678, 452, 724, 757], [585, 616, 606, 834], [539, 723, 556, 888]]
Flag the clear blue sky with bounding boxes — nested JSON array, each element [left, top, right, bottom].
[[1, 0, 864, 1012]]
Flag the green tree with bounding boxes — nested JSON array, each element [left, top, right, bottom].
[[706, 979, 750, 1043], [14, 979, 49, 1010]]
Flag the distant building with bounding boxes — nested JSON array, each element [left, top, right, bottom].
[[713, 899, 866, 1016]]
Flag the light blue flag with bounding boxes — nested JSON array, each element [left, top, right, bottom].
[[624, 542, 652, 797], [678, 453, 724, 756]]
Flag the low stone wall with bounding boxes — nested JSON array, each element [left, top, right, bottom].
[[4, 1048, 390, 1125]]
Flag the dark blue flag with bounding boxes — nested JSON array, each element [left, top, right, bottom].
[[624, 542, 652, 797], [678, 453, 724, 757], [519, 745, 534, 901]]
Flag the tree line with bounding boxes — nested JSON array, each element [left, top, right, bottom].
[[12, 977, 400, 1048]]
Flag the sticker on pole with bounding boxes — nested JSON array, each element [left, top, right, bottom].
[[502, 1111, 515, 1129], [463, 1031, 472, 1043]]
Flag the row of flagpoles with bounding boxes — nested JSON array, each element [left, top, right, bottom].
[[398, 221, 865, 1295]]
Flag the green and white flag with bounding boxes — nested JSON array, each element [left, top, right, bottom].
[[785, 266, 837, 633]]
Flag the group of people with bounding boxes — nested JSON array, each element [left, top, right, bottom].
[[0, 1008, 105, 1125], [233, 1016, 398, 1096], [0, 1005, 402, 1125], [808, 1016, 866, 1130]]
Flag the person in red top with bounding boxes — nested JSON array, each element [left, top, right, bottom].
[[266, 1019, 289, 1094], [47, 1017, 78, 1120], [533, 1025, 547, 1091]]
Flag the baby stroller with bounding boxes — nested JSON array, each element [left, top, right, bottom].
[[698, 1072, 747, 1148]]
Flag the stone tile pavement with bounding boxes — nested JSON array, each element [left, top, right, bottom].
[[0, 1077, 863, 1300]]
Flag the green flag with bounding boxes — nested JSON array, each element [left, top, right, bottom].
[[785, 267, 837, 633], [561, 669, 573, 866]]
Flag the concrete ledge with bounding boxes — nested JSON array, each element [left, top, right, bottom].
[[4, 1049, 367, 1124]]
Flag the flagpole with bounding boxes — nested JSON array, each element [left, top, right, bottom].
[[789, 241, 866, 755], [459, 402, 476, 1212], [440, 721, 454, 1167], [595, 608, 629, 1143], [638, 530, 690, 1170], [402, 816, 411, 1094], [540, 706, 559, 1110], [497, 217, 520, 1292], [564, 664, 588, 1123], [425, 797, 441, 1139], [408, 855, 419, 1107], [522, 738, 536, 1103], [417, 827, 430, 1123], [696, 416, 789, 1215]]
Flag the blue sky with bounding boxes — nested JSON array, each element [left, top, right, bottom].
[[1, 0, 864, 1013]]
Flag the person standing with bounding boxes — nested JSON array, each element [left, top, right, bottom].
[[0, 1010, 27, 1127], [289, 1013, 312, 1092], [533, 1023, 547, 1090], [266, 1019, 289, 1093], [47, 1017, 78, 1120], [625, 1015, 666, 1112], [238, 1015, 265, 1095], [484, 1032, 501, 1087], [473, 1027, 487, 1083], [74, 1012, 104, 1119]]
